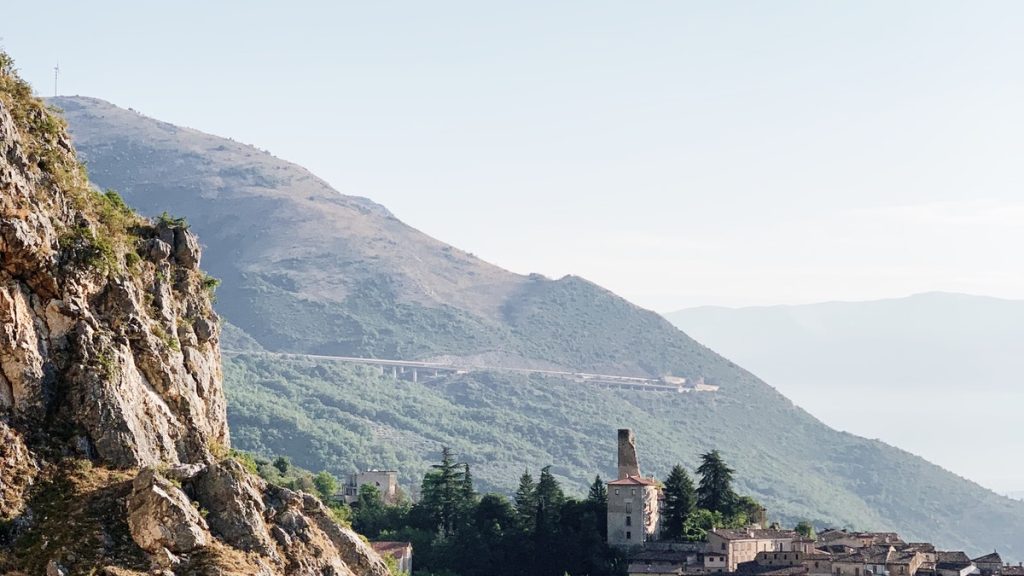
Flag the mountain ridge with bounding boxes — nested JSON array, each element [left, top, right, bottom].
[[49, 94, 1024, 559], [665, 291, 1024, 495]]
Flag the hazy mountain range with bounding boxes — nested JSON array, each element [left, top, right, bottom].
[[665, 292, 1024, 496], [51, 95, 1024, 558]]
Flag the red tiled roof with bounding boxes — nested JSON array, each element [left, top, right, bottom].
[[371, 541, 412, 557]]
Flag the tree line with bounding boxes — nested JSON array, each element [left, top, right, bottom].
[[345, 447, 766, 576]]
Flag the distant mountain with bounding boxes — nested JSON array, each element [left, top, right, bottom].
[[665, 292, 1024, 494], [52, 96, 1024, 558]]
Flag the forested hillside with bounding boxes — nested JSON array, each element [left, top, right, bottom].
[[52, 95, 1024, 558]]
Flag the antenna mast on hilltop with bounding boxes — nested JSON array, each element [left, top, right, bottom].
[[53, 61, 59, 97]]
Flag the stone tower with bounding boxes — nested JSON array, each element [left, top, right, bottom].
[[617, 428, 641, 479]]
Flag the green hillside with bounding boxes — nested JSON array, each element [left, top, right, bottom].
[[221, 342, 1023, 557], [51, 95, 1024, 559]]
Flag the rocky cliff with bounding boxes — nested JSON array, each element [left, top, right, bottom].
[[0, 53, 390, 576]]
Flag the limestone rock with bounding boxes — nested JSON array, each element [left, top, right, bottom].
[[191, 459, 275, 556], [193, 316, 217, 343], [173, 227, 202, 268], [146, 238, 172, 262], [127, 467, 210, 554], [0, 421, 35, 518]]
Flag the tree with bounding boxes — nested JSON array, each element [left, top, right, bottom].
[[696, 450, 736, 515], [353, 483, 387, 537], [661, 464, 696, 540], [313, 470, 338, 500], [683, 508, 724, 541], [534, 466, 566, 576], [514, 470, 538, 531], [535, 466, 565, 525], [732, 495, 764, 527], [587, 475, 607, 506], [273, 455, 290, 475], [420, 446, 467, 536], [795, 521, 816, 539], [461, 463, 476, 501]]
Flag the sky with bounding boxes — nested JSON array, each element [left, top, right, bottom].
[[3, 1, 1024, 312]]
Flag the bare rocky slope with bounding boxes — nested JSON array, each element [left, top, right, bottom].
[[0, 55, 388, 575], [47, 96, 1024, 558]]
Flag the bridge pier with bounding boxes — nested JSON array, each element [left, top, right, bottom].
[[411, 368, 418, 383], [391, 366, 398, 379]]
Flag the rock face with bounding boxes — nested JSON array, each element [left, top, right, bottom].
[[0, 80, 229, 469], [127, 467, 210, 554], [0, 53, 389, 575]]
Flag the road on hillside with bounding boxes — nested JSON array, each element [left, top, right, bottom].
[[221, 349, 718, 393]]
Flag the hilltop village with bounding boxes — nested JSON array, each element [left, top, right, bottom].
[[608, 429, 1019, 576]]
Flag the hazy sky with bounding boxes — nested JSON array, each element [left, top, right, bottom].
[[4, 1, 1024, 311]]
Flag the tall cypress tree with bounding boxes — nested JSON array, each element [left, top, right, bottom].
[[662, 464, 696, 540], [587, 474, 609, 540], [587, 475, 608, 506], [696, 450, 736, 515]]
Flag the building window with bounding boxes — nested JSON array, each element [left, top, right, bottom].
[[631, 489, 636, 495], [614, 489, 619, 495], [626, 516, 632, 526], [722, 544, 727, 551], [626, 531, 632, 540]]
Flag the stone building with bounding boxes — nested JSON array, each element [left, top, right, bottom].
[[344, 469, 400, 504], [607, 429, 662, 548], [973, 553, 1003, 576], [707, 528, 798, 572]]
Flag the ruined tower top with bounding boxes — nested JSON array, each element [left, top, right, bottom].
[[617, 428, 641, 479]]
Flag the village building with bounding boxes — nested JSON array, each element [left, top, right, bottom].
[[608, 429, 662, 547], [935, 552, 978, 576], [343, 469, 400, 504], [627, 545, 706, 576], [819, 531, 905, 550], [707, 529, 798, 572], [901, 544, 937, 567], [973, 554, 1004, 576]]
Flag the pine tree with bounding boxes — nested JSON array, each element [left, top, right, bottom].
[[514, 469, 538, 531], [421, 446, 466, 536], [696, 450, 736, 515], [535, 466, 565, 535], [661, 464, 696, 540]]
